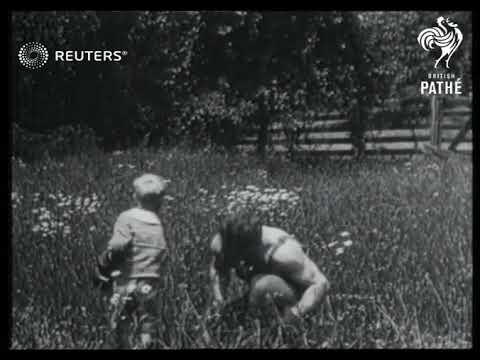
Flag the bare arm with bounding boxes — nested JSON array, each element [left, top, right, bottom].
[[210, 256, 230, 304], [273, 240, 329, 317], [292, 257, 329, 316], [209, 233, 230, 305]]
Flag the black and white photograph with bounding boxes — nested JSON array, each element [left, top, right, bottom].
[[10, 10, 473, 349]]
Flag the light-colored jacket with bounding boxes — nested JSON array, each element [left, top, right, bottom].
[[107, 208, 167, 279]]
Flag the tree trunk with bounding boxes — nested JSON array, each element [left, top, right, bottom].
[[349, 100, 366, 158], [256, 100, 269, 158]]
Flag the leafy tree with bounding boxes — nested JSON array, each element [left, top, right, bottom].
[[14, 11, 470, 156], [177, 11, 377, 155]]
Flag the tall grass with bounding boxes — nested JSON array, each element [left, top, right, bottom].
[[11, 147, 472, 348]]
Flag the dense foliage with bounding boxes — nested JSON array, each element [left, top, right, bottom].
[[12, 11, 472, 154]]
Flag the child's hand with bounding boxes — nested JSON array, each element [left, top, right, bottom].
[[282, 306, 302, 325], [92, 276, 111, 292], [212, 297, 225, 310], [207, 299, 224, 322], [92, 267, 112, 291]]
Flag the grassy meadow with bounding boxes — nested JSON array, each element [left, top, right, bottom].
[[11, 147, 472, 349]]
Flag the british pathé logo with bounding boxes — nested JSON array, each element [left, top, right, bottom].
[[420, 73, 462, 96], [417, 16, 463, 69], [417, 16, 464, 96]]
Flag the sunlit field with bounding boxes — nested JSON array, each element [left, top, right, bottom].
[[11, 147, 472, 349]]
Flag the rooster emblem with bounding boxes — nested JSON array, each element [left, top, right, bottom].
[[417, 16, 463, 69]]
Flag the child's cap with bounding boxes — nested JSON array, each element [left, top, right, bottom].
[[133, 173, 170, 199]]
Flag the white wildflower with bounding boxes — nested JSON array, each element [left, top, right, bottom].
[[110, 294, 121, 306], [111, 270, 121, 278], [258, 195, 269, 203], [140, 284, 152, 294], [63, 226, 72, 236]]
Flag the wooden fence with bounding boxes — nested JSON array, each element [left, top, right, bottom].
[[239, 95, 472, 157]]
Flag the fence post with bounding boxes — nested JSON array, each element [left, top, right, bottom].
[[430, 95, 441, 150], [449, 118, 472, 151]]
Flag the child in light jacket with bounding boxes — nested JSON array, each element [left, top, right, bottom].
[[95, 173, 170, 349]]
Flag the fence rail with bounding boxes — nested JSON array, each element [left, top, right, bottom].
[[239, 95, 472, 157]]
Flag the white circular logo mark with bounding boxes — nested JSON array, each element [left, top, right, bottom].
[[18, 42, 49, 69]]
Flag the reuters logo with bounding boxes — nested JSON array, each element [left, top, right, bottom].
[[18, 42, 49, 69]]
